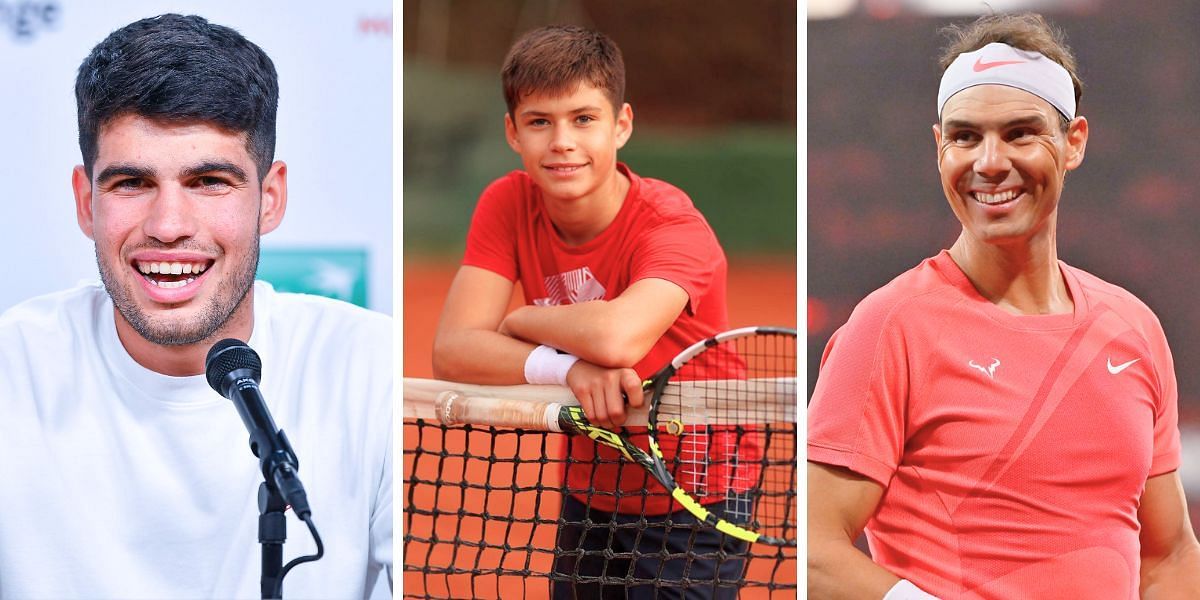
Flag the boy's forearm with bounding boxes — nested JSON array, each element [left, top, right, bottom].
[[432, 328, 536, 385], [502, 302, 654, 368]]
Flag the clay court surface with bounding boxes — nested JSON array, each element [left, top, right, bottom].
[[402, 257, 797, 598]]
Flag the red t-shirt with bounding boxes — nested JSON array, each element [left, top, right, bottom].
[[463, 163, 734, 515], [809, 251, 1181, 599]]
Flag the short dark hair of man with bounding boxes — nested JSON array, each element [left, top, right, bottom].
[[75, 13, 279, 181]]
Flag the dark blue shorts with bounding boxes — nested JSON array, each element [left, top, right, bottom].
[[551, 493, 750, 600]]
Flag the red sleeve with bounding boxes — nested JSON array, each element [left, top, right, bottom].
[[628, 215, 722, 315], [461, 174, 522, 281], [807, 298, 910, 488], [1146, 315, 1182, 477]]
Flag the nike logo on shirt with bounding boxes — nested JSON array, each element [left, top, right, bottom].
[[1106, 357, 1140, 374]]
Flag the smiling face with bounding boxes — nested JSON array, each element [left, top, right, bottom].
[[934, 84, 1087, 249], [504, 83, 633, 207], [73, 114, 287, 351]]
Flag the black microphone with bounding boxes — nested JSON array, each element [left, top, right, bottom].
[[205, 339, 312, 519]]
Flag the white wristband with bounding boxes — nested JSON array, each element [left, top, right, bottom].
[[883, 580, 939, 600], [523, 345, 580, 385]]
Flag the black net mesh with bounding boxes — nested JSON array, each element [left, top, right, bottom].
[[403, 419, 798, 599]]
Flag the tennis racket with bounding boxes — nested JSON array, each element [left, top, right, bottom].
[[405, 325, 797, 546]]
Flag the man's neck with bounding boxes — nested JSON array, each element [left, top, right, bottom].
[[114, 293, 256, 377], [543, 167, 630, 246], [948, 232, 1073, 316]]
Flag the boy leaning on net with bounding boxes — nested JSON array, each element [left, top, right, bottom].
[[432, 24, 748, 599]]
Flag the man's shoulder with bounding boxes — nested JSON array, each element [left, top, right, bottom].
[[0, 282, 106, 336], [1065, 263, 1162, 325], [819, 256, 959, 362], [256, 283, 391, 353], [850, 255, 960, 324]]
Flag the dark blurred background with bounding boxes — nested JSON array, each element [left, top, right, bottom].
[[403, 0, 798, 378], [808, 0, 1200, 534]]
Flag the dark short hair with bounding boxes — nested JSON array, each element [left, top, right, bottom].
[[501, 25, 625, 120], [75, 14, 279, 180], [939, 13, 1081, 127]]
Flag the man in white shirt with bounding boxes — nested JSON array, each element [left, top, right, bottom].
[[0, 13, 391, 599]]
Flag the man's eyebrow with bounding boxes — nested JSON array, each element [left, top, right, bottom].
[[181, 161, 249, 183], [96, 164, 155, 185], [943, 115, 1050, 130]]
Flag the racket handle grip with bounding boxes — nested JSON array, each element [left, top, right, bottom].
[[435, 391, 563, 432]]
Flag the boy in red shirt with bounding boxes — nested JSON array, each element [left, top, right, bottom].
[[433, 25, 744, 599], [808, 13, 1200, 599]]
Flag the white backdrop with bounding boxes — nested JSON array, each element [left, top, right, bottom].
[[0, 0, 393, 314]]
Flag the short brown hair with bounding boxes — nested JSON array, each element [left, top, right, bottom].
[[939, 13, 1082, 112], [501, 25, 625, 119]]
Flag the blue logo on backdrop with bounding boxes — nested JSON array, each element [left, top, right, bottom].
[[0, 1, 60, 42]]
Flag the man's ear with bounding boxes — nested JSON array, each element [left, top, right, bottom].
[[258, 161, 288, 235], [932, 123, 945, 175], [1064, 116, 1088, 171], [73, 165, 95, 240]]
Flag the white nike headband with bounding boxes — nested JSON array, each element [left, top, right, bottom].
[[937, 42, 1076, 120]]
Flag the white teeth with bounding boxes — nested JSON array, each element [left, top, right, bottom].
[[152, 277, 196, 289], [975, 190, 1019, 205], [136, 260, 209, 275]]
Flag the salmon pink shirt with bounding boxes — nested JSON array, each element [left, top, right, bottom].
[[809, 251, 1181, 599]]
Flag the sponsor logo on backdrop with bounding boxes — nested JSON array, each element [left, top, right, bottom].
[[258, 248, 370, 308], [0, 0, 60, 42], [357, 14, 391, 37]]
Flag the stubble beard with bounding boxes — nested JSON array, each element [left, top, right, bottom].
[[97, 236, 260, 347]]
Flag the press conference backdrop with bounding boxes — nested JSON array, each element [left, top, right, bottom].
[[0, 0, 392, 314]]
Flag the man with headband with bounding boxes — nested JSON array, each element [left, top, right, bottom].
[[807, 13, 1200, 599]]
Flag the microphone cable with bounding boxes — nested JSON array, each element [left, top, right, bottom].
[[272, 514, 325, 599]]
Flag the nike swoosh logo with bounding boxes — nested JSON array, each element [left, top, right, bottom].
[[1107, 357, 1140, 374], [973, 57, 1026, 72]]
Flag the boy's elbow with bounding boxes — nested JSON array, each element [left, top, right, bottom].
[[431, 334, 460, 380], [587, 329, 651, 368]]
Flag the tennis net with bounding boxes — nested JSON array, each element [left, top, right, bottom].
[[403, 380, 799, 599]]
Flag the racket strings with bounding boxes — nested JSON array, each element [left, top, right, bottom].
[[657, 330, 796, 537]]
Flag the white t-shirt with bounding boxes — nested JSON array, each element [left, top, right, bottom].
[[0, 281, 392, 599]]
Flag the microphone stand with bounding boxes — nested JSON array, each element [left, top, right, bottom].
[[258, 482, 288, 600], [253, 430, 306, 599], [206, 341, 323, 599]]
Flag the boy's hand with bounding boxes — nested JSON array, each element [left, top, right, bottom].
[[565, 361, 644, 429]]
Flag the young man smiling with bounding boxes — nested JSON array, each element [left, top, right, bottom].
[[77, 113, 276, 375], [0, 14, 391, 598], [432, 25, 744, 599], [807, 13, 1200, 599]]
